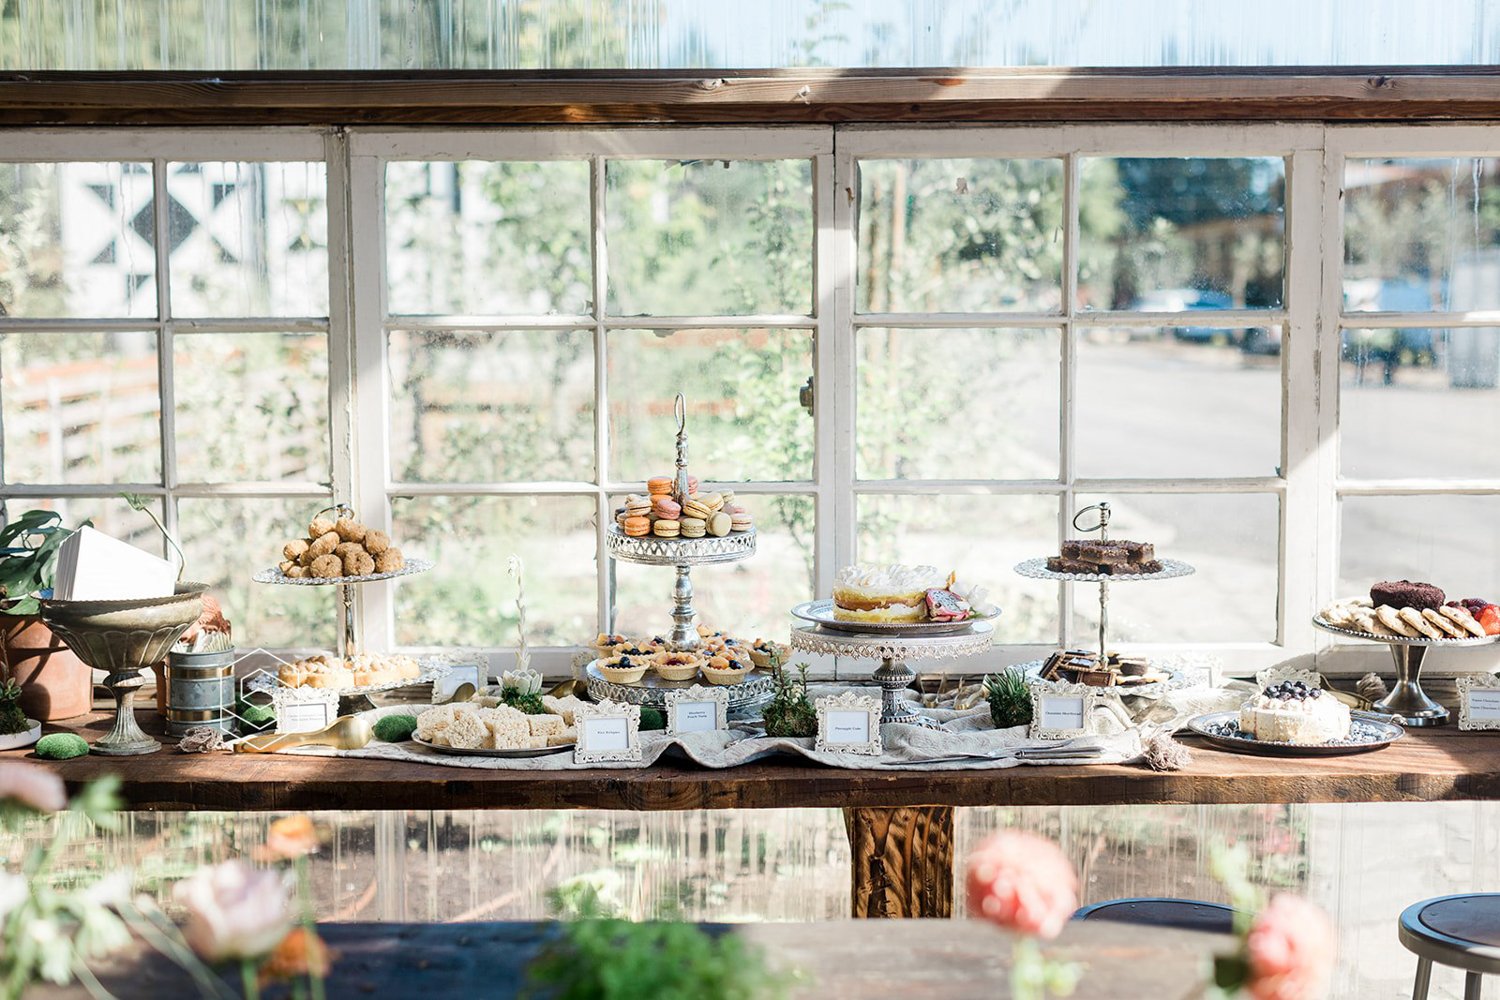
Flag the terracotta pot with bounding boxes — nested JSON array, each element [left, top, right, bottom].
[[2, 615, 94, 721]]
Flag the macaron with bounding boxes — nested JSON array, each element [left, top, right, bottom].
[[624, 493, 652, 516], [653, 496, 681, 519], [700, 492, 725, 512], [718, 490, 735, 505], [707, 511, 732, 537], [730, 512, 752, 532], [623, 516, 652, 537], [653, 519, 681, 538], [647, 476, 674, 496], [687, 475, 700, 494], [683, 498, 712, 520], [680, 517, 707, 538]]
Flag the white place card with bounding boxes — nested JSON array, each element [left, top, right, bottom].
[[1458, 675, 1500, 730], [574, 700, 643, 763], [814, 692, 882, 755], [270, 689, 339, 735], [664, 685, 729, 734], [1029, 682, 1097, 740], [432, 662, 485, 703]]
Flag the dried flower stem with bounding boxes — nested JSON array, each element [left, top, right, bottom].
[[508, 556, 530, 674]]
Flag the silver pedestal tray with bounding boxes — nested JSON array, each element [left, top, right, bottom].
[[583, 659, 774, 717], [40, 583, 208, 756], [790, 621, 995, 726], [602, 393, 757, 651], [1312, 611, 1499, 727]]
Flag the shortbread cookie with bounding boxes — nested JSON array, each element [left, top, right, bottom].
[[1422, 608, 1466, 639], [1399, 606, 1445, 640], [1352, 609, 1393, 636], [1377, 605, 1419, 637], [1439, 604, 1489, 638]]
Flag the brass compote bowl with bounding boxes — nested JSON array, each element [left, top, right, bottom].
[[40, 583, 208, 756]]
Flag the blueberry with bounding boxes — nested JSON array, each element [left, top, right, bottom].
[[1310, 688, 1321, 698]]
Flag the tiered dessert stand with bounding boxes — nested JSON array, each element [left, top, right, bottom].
[[1311, 615, 1499, 727], [1014, 502, 1195, 665], [591, 393, 765, 715], [788, 602, 996, 726]]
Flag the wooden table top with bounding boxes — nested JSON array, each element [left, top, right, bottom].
[[26, 919, 1229, 1000], [9, 708, 1500, 813]]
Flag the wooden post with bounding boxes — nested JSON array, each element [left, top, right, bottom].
[[843, 805, 955, 919]]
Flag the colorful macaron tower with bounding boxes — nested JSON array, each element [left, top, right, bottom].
[[614, 476, 752, 541]]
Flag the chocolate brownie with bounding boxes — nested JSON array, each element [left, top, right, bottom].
[[1370, 579, 1445, 611], [1047, 556, 1099, 573]]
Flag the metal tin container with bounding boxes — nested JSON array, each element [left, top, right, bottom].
[[164, 648, 237, 736]]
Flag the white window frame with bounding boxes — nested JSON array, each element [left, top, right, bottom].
[[6, 122, 1496, 678]]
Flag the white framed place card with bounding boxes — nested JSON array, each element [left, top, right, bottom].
[[574, 700, 643, 763], [270, 688, 339, 735], [814, 692, 882, 755], [1458, 675, 1500, 730], [1029, 682, 1096, 740], [664, 685, 728, 734]]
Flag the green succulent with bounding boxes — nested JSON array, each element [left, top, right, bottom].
[[763, 660, 817, 739], [500, 688, 547, 715], [640, 706, 666, 731], [0, 680, 28, 736], [985, 668, 1033, 729]]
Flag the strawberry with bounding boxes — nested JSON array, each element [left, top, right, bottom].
[[1479, 604, 1500, 636]]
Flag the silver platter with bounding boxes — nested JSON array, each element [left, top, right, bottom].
[[253, 558, 434, 586], [1313, 613, 1500, 648], [584, 659, 775, 713], [1019, 659, 1182, 698], [1185, 710, 1404, 757], [789, 621, 994, 661], [411, 736, 572, 759], [268, 660, 451, 697], [1013, 557, 1196, 583], [789, 599, 1001, 635], [604, 526, 756, 567]]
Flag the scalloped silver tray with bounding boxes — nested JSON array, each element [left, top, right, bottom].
[[1014, 557, 1195, 583], [604, 526, 756, 566], [1019, 659, 1182, 698], [412, 736, 572, 758], [790, 599, 1000, 635], [253, 558, 434, 586], [1186, 710, 1403, 757], [266, 659, 450, 697], [1313, 612, 1500, 647], [789, 621, 994, 662], [583, 659, 774, 712]]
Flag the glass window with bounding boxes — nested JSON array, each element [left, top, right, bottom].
[[1339, 495, 1500, 603]]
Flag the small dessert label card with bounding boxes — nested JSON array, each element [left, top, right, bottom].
[[271, 688, 339, 735], [664, 686, 728, 734], [1458, 675, 1500, 731], [814, 692, 882, 755], [1029, 682, 1098, 740], [574, 700, 643, 763]]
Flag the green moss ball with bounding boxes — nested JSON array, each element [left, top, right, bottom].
[[35, 733, 89, 760], [372, 714, 419, 743], [639, 706, 666, 732]]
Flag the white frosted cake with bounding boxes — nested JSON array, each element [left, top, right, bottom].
[[1239, 680, 1351, 744], [832, 564, 946, 623]]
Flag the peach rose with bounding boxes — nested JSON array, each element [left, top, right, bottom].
[[0, 761, 66, 813], [257, 814, 319, 862], [966, 831, 1079, 940], [259, 926, 334, 985], [1247, 894, 1336, 1000], [174, 860, 292, 962]]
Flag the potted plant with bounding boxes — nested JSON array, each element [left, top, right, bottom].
[[0, 509, 93, 720]]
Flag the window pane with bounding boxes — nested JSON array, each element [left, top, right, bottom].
[[1078, 157, 1285, 311], [1075, 328, 1282, 478], [0, 162, 155, 318], [391, 494, 595, 647], [614, 494, 814, 641], [385, 161, 591, 316], [1340, 496, 1500, 602], [1341, 327, 1500, 478], [857, 327, 1059, 480], [1, 331, 160, 484], [607, 328, 813, 482], [1343, 157, 1500, 313], [605, 159, 813, 316], [6, 496, 163, 556], [858, 158, 1063, 313], [1072, 493, 1279, 643], [388, 328, 594, 484], [173, 331, 329, 484], [856, 494, 1059, 645], [178, 496, 336, 649], [167, 162, 327, 317]]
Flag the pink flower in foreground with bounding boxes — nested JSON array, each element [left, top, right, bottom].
[[1246, 894, 1336, 1000], [174, 860, 293, 963], [966, 831, 1079, 940], [0, 761, 66, 813]]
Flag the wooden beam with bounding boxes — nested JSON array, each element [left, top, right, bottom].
[[4, 67, 1500, 126]]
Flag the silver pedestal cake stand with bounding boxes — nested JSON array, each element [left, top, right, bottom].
[[603, 393, 757, 651], [1311, 615, 1499, 727], [789, 620, 995, 726]]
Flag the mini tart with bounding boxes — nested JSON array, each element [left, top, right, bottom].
[[596, 655, 649, 684], [749, 641, 788, 668], [700, 656, 753, 686], [652, 651, 704, 682]]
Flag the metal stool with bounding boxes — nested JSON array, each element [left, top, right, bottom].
[[1401, 893, 1500, 1000], [1074, 896, 1236, 935]]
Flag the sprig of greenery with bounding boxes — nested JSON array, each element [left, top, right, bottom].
[[985, 668, 1033, 729], [762, 659, 816, 739]]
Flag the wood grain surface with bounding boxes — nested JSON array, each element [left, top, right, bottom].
[[845, 806, 955, 919], [9, 709, 1500, 813], [5, 68, 1500, 125], [23, 919, 1230, 1000]]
